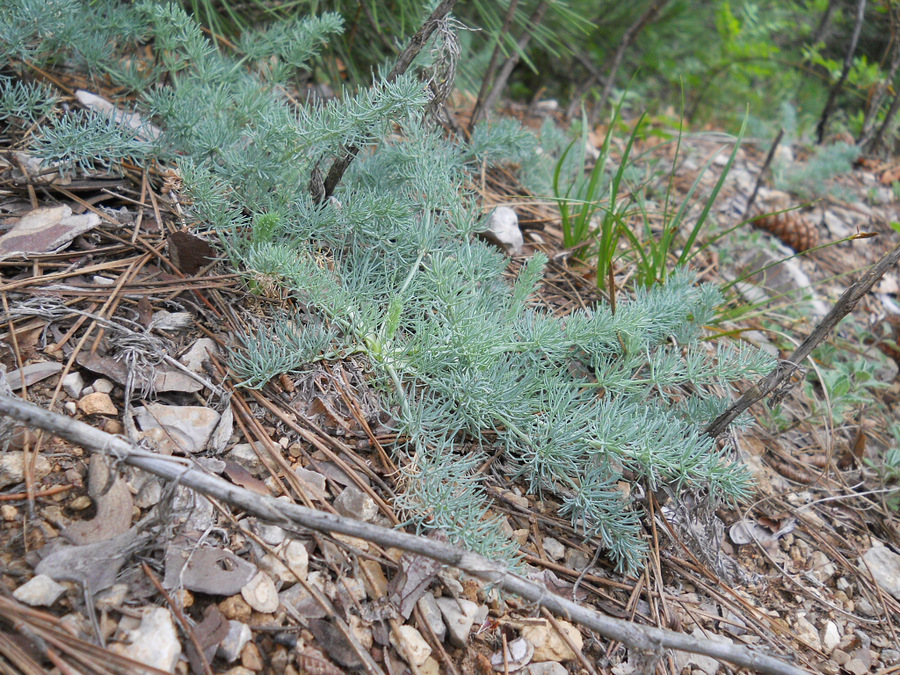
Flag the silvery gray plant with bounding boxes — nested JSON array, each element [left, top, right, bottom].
[[1, 0, 773, 572]]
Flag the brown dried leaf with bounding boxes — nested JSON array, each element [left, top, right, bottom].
[[223, 461, 269, 496], [188, 604, 230, 670], [76, 350, 203, 394], [308, 395, 353, 433], [168, 231, 216, 275], [163, 539, 257, 595], [64, 455, 133, 545], [0, 206, 100, 261], [879, 164, 900, 184], [36, 528, 141, 592], [388, 531, 447, 620], [308, 619, 364, 670], [296, 647, 345, 675], [4, 362, 63, 391]]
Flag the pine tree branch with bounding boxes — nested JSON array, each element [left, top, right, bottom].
[[593, 0, 672, 122], [477, 1, 550, 124], [815, 0, 867, 143], [318, 0, 460, 202], [469, 0, 520, 132], [386, 0, 459, 84], [0, 394, 810, 675], [706, 240, 900, 437]]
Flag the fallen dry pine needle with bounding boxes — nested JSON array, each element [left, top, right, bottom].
[[0, 394, 811, 675]]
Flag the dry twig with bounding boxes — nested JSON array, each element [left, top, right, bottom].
[[706, 241, 900, 437]]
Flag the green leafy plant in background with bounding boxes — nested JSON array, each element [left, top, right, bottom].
[[551, 105, 637, 291], [875, 423, 900, 512], [759, 311, 893, 433], [804, 340, 890, 426], [572, 0, 811, 125], [773, 141, 860, 201], [1, 0, 777, 572], [802, 45, 882, 94]]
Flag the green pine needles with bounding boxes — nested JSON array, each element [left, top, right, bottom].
[[1, 0, 774, 573]]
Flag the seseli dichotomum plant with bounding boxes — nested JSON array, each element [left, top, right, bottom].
[[1, 0, 773, 573]]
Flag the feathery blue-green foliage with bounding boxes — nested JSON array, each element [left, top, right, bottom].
[[0, 0, 774, 572], [0, 78, 57, 124], [30, 109, 153, 174]]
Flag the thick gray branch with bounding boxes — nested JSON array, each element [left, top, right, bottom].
[[0, 394, 809, 675]]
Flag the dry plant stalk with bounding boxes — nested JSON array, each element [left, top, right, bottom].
[[706, 240, 900, 436]]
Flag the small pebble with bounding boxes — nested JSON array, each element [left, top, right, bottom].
[[333, 485, 377, 521], [78, 392, 117, 416], [281, 539, 309, 582], [0, 452, 51, 489], [62, 371, 85, 398], [95, 583, 129, 610], [542, 537, 565, 561], [241, 571, 279, 614], [435, 597, 479, 647], [113, 607, 181, 672], [68, 495, 92, 511], [92, 378, 114, 394], [362, 560, 388, 598], [241, 642, 264, 671], [564, 547, 591, 570], [349, 614, 373, 650], [104, 419, 124, 434], [220, 667, 254, 675], [390, 625, 431, 667], [227, 444, 263, 474], [527, 662, 568, 675], [255, 521, 286, 546], [13, 575, 67, 606], [295, 468, 327, 500], [821, 620, 840, 654], [417, 593, 446, 643], [218, 621, 252, 663], [522, 619, 583, 662], [219, 595, 253, 622]]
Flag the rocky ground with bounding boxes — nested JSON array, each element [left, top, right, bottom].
[[2, 93, 900, 675]]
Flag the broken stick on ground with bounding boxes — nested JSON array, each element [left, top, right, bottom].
[[0, 393, 811, 675]]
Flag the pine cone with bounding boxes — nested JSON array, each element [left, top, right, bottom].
[[750, 211, 818, 252]]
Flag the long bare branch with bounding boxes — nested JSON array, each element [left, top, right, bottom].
[[706, 240, 900, 437], [0, 394, 810, 675]]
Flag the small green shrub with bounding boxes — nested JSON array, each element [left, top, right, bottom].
[[774, 142, 860, 201], [804, 341, 890, 426], [545, 105, 745, 290]]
